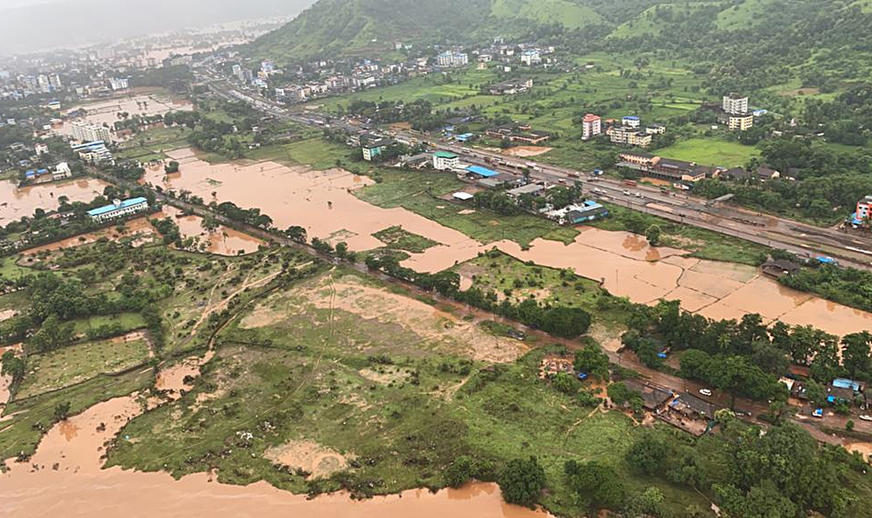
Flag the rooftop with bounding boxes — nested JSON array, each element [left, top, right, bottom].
[[466, 165, 499, 178], [434, 151, 458, 159], [87, 197, 148, 217]]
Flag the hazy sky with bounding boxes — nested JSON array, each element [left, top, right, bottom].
[[0, 0, 316, 55]]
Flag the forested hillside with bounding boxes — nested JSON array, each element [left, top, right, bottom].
[[249, 0, 872, 92]]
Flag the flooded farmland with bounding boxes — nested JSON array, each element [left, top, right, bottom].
[[0, 178, 112, 226], [140, 149, 872, 337], [0, 352, 546, 518]]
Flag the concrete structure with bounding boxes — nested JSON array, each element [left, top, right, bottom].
[[71, 140, 114, 165], [507, 182, 546, 199], [488, 78, 533, 95], [607, 126, 652, 148], [581, 114, 601, 140], [108, 78, 129, 91], [465, 165, 499, 178], [433, 151, 459, 170], [52, 162, 72, 180], [362, 139, 390, 161], [722, 93, 749, 115], [437, 51, 468, 68], [622, 116, 641, 128], [856, 195, 872, 223], [71, 120, 111, 143], [87, 197, 149, 223], [617, 152, 710, 182], [546, 200, 609, 225], [520, 49, 541, 66], [34, 143, 49, 155], [728, 113, 754, 131], [452, 192, 474, 201]]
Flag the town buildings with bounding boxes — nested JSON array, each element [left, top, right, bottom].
[[71, 120, 111, 143], [432, 151, 459, 170], [581, 114, 602, 140], [437, 51, 468, 68], [617, 151, 712, 183], [721, 93, 754, 131], [87, 197, 149, 222], [488, 78, 533, 96]]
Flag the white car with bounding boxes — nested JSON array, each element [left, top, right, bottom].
[[699, 389, 713, 397], [859, 415, 872, 422]]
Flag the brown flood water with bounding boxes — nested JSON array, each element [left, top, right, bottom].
[[1, 350, 546, 518], [141, 149, 872, 338], [160, 206, 262, 256], [0, 178, 112, 226]]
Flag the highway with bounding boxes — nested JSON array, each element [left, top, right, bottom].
[[194, 67, 872, 271]]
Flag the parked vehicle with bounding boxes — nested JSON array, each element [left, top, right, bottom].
[[577, 372, 589, 381], [859, 414, 872, 422], [812, 408, 824, 418], [699, 388, 713, 397]]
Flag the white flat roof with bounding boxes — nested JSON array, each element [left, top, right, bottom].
[[453, 192, 474, 201]]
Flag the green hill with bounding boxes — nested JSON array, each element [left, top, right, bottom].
[[491, 0, 604, 30]]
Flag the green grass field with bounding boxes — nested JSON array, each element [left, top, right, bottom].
[[16, 337, 151, 399], [372, 225, 439, 253], [656, 138, 760, 167]]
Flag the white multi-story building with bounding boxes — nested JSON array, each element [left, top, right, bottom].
[[437, 51, 468, 68], [722, 94, 749, 115], [53, 162, 72, 180], [433, 151, 459, 170], [71, 120, 111, 143], [582, 114, 602, 140], [108, 78, 129, 91], [87, 197, 149, 223], [520, 49, 541, 66], [34, 143, 49, 155]]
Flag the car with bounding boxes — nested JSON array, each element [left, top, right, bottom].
[[812, 408, 824, 418], [623, 190, 631, 196], [859, 415, 872, 422], [699, 388, 712, 397], [577, 372, 589, 381]]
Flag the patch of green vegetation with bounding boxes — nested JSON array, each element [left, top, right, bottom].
[[656, 138, 760, 167], [372, 225, 439, 253], [16, 337, 151, 399], [246, 137, 352, 170], [115, 126, 189, 162], [356, 169, 578, 247], [71, 313, 147, 337], [105, 268, 710, 515], [491, 0, 603, 29]]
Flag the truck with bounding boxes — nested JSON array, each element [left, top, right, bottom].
[[623, 180, 637, 187]]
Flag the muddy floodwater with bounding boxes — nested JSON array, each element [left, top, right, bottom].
[[141, 149, 872, 338], [1, 352, 546, 518], [0, 178, 112, 226], [160, 206, 263, 256]]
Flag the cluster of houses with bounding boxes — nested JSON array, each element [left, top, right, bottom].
[[617, 150, 783, 187], [783, 371, 867, 414], [485, 123, 551, 145], [581, 113, 667, 148], [23, 162, 71, 184]]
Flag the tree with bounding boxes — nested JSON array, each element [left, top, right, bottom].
[[201, 215, 219, 233], [551, 372, 577, 395], [28, 314, 75, 353], [625, 487, 665, 518], [574, 345, 610, 380], [286, 225, 307, 243], [0, 350, 24, 385], [165, 160, 180, 173], [841, 332, 871, 379], [626, 433, 669, 475], [53, 401, 71, 422], [645, 224, 661, 246], [498, 456, 546, 507], [564, 460, 626, 512], [445, 455, 476, 488]]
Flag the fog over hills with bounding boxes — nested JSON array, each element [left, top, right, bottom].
[[0, 0, 317, 56]]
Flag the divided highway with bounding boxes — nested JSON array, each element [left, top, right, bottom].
[[194, 68, 872, 271]]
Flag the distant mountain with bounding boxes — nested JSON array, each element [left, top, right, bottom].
[[0, 0, 317, 56], [248, 0, 619, 60]]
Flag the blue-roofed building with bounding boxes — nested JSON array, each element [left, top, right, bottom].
[[455, 133, 475, 142], [87, 197, 149, 223], [622, 115, 641, 128], [24, 170, 35, 179], [465, 165, 499, 178], [832, 378, 863, 392]]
